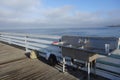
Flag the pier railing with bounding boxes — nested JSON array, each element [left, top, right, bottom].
[[0, 32, 60, 53], [0, 32, 120, 79]]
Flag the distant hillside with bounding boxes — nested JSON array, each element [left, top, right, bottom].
[[108, 25, 120, 27]]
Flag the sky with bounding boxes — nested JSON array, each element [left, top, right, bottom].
[[0, 0, 120, 29]]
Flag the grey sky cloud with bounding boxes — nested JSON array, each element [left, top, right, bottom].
[[0, 0, 120, 29]]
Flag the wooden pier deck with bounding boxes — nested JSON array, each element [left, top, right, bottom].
[[0, 42, 109, 80]]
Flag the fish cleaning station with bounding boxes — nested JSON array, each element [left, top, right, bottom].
[[53, 35, 120, 80]]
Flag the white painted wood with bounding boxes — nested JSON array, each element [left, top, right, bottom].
[[96, 63, 120, 74]]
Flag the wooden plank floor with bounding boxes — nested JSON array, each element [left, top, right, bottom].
[[0, 42, 109, 80]]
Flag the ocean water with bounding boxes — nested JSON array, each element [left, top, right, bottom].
[[0, 27, 120, 37]]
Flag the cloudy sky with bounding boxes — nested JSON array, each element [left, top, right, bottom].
[[0, 0, 120, 29]]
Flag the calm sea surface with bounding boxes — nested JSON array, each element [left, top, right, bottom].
[[0, 27, 120, 37]]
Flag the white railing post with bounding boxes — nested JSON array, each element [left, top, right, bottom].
[[105, 44, 110, 53], [117, 38, 120, 49], [25, 35, 29, 52], [0, 34, 1, 41], [8, 35, 12, 44]]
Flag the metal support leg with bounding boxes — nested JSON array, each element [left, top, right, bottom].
[[90, 62, 92, 69], [62, 57, 65, 73], [87, 62, 90, 80], [94, 60, 96, 75]]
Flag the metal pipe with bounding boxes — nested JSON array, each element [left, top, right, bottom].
[[62, 57, 65, 73], [87, 62, 90, 80]]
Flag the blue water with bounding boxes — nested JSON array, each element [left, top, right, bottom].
[[0, 27, 120, 37]]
